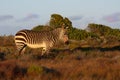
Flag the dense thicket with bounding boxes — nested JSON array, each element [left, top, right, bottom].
[[0, 35, 14, 47], [87, 23, 120, 39]]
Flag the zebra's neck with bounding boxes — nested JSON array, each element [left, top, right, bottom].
[[53, 28, 64, 40]]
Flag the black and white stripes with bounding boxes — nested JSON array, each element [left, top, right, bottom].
[[14, 27, 69, 55]]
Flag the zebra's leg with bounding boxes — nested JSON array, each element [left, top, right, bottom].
[[41, 42, 52, 56], [46, 42, 53, 54], [19, 45, 27, 55], [15, 45, 27, 56], [41, 47, 51, 56], [41, 47, 47, 56], [14, 45, 26, 59]]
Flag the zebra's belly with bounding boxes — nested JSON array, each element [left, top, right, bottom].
[[27, 43, 46, 48]]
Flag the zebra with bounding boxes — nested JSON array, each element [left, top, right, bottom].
[[14, 25, 69, 56]]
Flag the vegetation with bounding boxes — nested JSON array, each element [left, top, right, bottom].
[[49, 14, 72, 29], [0, 14, 120, 80], [87, 23, 120, 39]]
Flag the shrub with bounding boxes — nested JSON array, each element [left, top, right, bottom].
[[27, 65, 44, 75]]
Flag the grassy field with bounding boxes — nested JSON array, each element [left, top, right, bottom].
[[0, 35, 120, 80]]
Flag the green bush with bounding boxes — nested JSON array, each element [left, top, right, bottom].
[[87, 23, 120, 40], [27, 65, 44, 75], [68, 27, 98, 40], [32, 25, 53, 31]]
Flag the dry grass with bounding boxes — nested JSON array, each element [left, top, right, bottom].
[[0, 48, 120, 80]]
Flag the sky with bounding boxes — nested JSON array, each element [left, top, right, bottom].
[[0, 0, 120, 35]]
